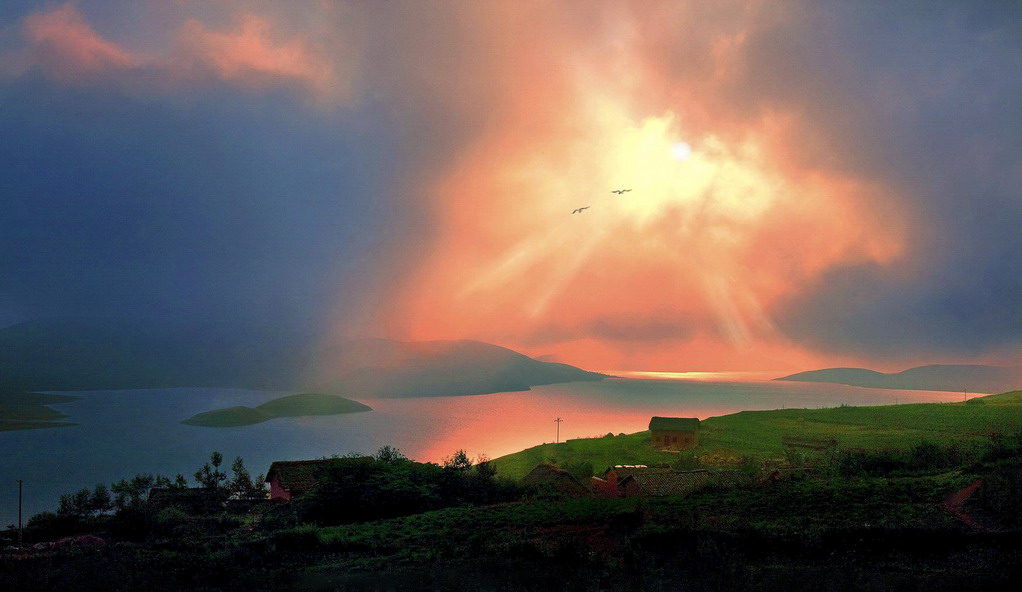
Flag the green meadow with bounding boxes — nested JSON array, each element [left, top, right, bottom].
[[492, 390, 1022, 478]]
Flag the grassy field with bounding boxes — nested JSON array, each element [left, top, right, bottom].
[[181, 393, 372, 427], [492, 390, 1022, 478]]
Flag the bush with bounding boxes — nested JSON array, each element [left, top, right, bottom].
[[152, 506, 190, 538], [979, 462, 1022, 525], [298, 455, 528, 526], [839, 441, 976, 477], [25, 511, 82, 542]]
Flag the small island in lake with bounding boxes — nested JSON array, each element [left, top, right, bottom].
[[0, 391, 79, 431], [182, 393, 372, 427]]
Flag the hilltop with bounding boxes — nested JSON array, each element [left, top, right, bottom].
[[776, 364, 1022, 393], [491, 390, 1022, 478], [312, 338, 605, 398]]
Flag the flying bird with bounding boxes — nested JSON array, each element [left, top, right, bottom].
[[611, 189, 632, 194], [572, 206, 590, 214]]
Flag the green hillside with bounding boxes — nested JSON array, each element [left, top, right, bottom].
[[182, 393, 372, 427], [492, 390, 1022, 478]]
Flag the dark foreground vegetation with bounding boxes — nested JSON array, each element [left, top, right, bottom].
[[4, 402, 1022, 590]]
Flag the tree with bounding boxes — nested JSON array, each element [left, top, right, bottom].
[[106, 473, 172, 511], [194, 451, 227, 490], [230, 456, 253, 494], [173, 474, 188, 489], [443, 449, 472, 472], [90, 484, 112, 515], [57, 492, 79, 518], [375, 445, 407, 464], [474, 454, 497, 478], [131, 474, 156, 497]]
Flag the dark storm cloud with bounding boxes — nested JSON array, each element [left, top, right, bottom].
[[733, 1, 1022, 357], [0, 71, 401, 331]]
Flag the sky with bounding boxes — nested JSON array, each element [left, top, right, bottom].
[[1, 1, 1020, 374]]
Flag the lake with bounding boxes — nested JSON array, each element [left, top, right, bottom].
[[1, 376, 964, 527]]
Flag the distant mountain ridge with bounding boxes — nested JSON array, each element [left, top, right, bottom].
[[776, 364, 1022, 394], [0, 318, 604, 397], [313, 338, 604, 398]]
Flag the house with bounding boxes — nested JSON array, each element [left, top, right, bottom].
[[264, 459, 335, 501], [590, 476, 618, 497], [593, 465, 671, 498], [603, 464, 671, 484], [265, 457, 377, 501], [649, 416, 699, 450], [522, 463, 592, 497]]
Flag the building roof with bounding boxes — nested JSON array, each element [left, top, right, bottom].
[[648, 416, 699, 432], [619, 470, 709, 497], [522, 463, 591, 493], [265, 457, 372, 491], [605, 465, 672, 481]]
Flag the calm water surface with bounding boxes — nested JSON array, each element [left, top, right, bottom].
[[1, 377, 962, 526]]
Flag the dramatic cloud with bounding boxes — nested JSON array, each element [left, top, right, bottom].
[[2, 1, 1020, 372], [9, 3, 353, 101], [176, 13, 348, 100], [22, 3, 138, 80]]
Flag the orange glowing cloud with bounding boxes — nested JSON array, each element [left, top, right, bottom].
[[358, 2, 911, 372], [177, 13, 346, 100], [22, 3, 139, 81], [13, 3, 351, 102]]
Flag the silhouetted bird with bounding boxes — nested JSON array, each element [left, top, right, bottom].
[[572, 206, 591, 214], [611, 189, 632, 194]]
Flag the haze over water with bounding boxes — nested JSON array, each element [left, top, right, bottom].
[[1, 376, 964, 527]]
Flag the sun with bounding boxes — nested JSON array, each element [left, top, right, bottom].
[[671, 141, 692, 161]]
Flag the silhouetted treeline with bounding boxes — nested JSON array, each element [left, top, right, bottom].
[[289, 448, 527, 526]]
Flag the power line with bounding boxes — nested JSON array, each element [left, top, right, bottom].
[[17, 479, 23, 547]]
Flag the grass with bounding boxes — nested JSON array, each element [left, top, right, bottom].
[[181, 393, 372, 427], [271, 471, 980, 588], [492, 390, 1022, 478]]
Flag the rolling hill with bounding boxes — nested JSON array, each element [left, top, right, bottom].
[[312, 338, 605, 398], [775, 364, 1022, 393], [490, 390, 1022, 478]]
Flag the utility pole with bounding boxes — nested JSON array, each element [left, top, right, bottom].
[[17, 479, 23, 547], [964, 389, 968, 402], [554, 417, 563, 444]]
